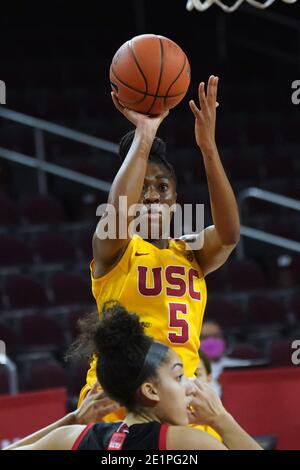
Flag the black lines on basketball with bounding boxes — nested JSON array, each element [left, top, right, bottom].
[[128, 40, 148, 96], [110, 65, 184, 99], [146, 37, 164, 115], [110, 67, 147, 105], [164, 54, 187, 106]]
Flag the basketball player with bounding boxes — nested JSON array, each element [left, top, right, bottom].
[[79, 76, 240, 421], [6, 302, 261, 450]]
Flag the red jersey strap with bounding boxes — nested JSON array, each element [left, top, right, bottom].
[[107, 422, 129, 451], [72, 423, 94, 450], [159, 423, 169, 450]]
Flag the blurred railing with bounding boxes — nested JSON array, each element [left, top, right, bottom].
[[1, 108, 300, 258], [237, 187, 300, 259], [0, 107, 117, 193]]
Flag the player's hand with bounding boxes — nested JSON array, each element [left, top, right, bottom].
[[187, 378, 227, 426], [189, 76, 219, 153], [74, 382, 120, 425], [111, 91, 169, 137]]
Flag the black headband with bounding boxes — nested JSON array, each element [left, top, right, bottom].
[[134, 341, 169, 388]]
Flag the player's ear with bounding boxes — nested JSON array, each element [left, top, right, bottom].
[[137, 382, 160, 407]]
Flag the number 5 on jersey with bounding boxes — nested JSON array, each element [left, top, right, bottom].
[[168, 302, 189, 344]]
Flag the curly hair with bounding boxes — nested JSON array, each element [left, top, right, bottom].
[[66, 301, 169, 411]]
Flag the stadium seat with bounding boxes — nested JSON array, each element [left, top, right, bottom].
[[36, 233, 76, 263], [0, 322, 18, 354], [67, 358, 89, 396], [0, 366, 10, 395], [51, 273, 92, 305], [264, 156, 296, 179], [0, 194, 18, 226], [282, 118, 299, 144], [264, 253, 300, 288], [21, 359, 68, 391], [5, 275, 48, 309], [243, 198, 278, 217], [228, 260, 266, 291], [0, 296, 4, 314], [289, 292, 300, 323], [246, 121, 278, 146], [19, 314, 65, 351], [205, 265, 228, 293], [248, 295, 286, 328], [0, 235, 32, 267], [204, 299, 244, 330], [228, 343, 264, 360], [269, 339, 295, 367], [79, 229, 94, 261], [20, 195, 66, 224], [226, 157, 261, 182], [263, 222, 298, 242]]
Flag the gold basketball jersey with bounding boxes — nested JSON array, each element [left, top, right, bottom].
[[79, 234, 207, 420]]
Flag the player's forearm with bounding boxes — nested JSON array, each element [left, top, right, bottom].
[[201, 144, 240, 246], [108, 126, 155, 211], [4, 412, 77, 449], [211, 411, 262, 450]]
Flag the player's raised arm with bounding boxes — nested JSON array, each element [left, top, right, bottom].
[[92, 93, 169, 278], [188, 76, 240, 276]]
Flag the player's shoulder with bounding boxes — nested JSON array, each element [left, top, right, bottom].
[[166, 425, 225, 450]]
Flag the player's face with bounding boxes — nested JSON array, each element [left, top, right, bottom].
[[194, 358, 210, 383], [154, 349, 195, 426], [138, 162, 177, 239]]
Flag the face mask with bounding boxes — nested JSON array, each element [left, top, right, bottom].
[[201, 337, 226, 361]]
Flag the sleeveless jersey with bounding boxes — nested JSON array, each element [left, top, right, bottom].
[[72, 421, 168, 450], [79, 234, 207, 420]]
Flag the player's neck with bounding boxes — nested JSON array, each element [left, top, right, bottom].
[[124, 410, 161, 426]]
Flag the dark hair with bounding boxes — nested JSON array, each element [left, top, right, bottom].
[[67, 301, 169, 411], [119, 130, 177, 186], [198, 349, 212, 376]]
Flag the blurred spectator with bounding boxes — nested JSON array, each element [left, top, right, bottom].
[[200, 321, 265, 397]]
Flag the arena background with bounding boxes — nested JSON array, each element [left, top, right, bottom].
[[0, 0, 299, 450]]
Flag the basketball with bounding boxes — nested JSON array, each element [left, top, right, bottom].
[[109, 34, 191, 115]]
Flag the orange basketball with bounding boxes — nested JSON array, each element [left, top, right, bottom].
[[109, 34, 191, 115]]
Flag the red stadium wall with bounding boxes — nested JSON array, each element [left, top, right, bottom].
[[0, 388, 67, 449], [220, 367, 300, 450]]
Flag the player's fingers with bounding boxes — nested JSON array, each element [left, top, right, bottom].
[[94, 395, 116, 407], [111, 91, 126, 113], [97, 403, 120, 417], [89, 382, 101, 396], [189, 100, 201, 119], [198, 82, 208, 112], [91, 392, 107, 402], [187, 408, 197, 424], [207, 75, 215, 107], [214, 76, 219, 103], [193, 378, 206, 392]]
